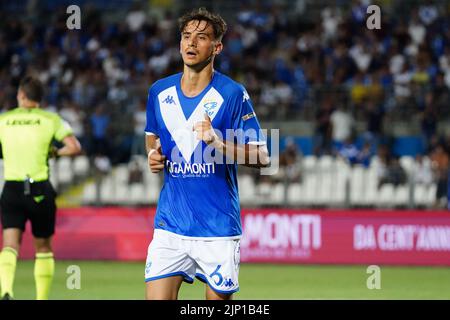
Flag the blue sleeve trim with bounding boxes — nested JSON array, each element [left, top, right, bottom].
[[145, 271, 194, 284], [195, 273, 240, 295]]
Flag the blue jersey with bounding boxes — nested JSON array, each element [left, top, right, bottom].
[[145, 71, 265, 238]]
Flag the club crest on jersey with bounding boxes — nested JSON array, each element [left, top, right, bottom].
[[203, 101, 218, 117]]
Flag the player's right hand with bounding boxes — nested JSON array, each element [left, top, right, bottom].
[[148, 146, 166, 173], [48, 145, 59, 158]]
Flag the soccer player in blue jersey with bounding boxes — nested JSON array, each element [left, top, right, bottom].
[[144, 8, 270, 300]]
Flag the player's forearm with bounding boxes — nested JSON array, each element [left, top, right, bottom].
[[210, 138, 270, 168], [145, 134, 161, 154], [57, 145, 80, 157], [58, 136, 81, 156]]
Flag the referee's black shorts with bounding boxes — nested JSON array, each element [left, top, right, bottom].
[[0, 180, 57, 238]]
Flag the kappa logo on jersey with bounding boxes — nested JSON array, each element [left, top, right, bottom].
[[162, 95, 176, 105], [158, 86, 224, 162], [204, 101, 218, 117], [223, 278, 234, 288]]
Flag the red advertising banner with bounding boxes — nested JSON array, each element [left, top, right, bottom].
[[1, 208, 449, 265], [240, 209, 450, 266]]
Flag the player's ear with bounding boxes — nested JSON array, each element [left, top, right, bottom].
[[214, 41, 223, 55], [17, 89, 24, 100]]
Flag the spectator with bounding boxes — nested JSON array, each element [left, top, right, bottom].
[[314, 97, 334, 155], [378, 157, 407, 188], [418, 1, 439, 26], [432, 72, 450, 118], [125, 4, 147, 32], [420, 104, 437, 151], [376, 144, 391, 185], [330, 105, 354, 145], [349, 39, 372, 73], [394, 63, 412, 101], [439, 47, 450, 87], [321, 7, 341, 43], [278, 137, 302, 183], [89, 105, 110, 158], [364, 99, 384, 144], [389, 43, 406, 76], [273, 79, 293, 118], [60, 101, 85, 147], [430, 144, 449, 208], [414, 154, 433, 186], [131, 99, 147, 156], [376, 144, 406, 187], [350, 72, 370, 104], [128, 157, 144, 185], [408, 12, 426, 46], [107, 80, 128, 104], [337, 137, 359, 165], [94, 154, 111, 175], [356, 142, 373, 168]]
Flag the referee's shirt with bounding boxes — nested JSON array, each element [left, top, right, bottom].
[[0, 107, 73, 182]]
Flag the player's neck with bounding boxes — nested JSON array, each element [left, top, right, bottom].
[[20, 100, 39, 109], [181, 66, 214, 97]]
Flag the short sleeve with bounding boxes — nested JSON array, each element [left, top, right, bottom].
[[0, 115, 4, 142], [54, 115, 73, 141], [145, 87, 159, 136], [231, 86, 266, 145]]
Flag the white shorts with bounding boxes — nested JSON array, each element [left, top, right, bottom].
[[145, 229, 240, 294]]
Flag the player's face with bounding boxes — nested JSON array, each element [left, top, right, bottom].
[[180, 20, 222, 69]]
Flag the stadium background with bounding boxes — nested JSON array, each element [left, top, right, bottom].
[[0, 0, 449, 299]]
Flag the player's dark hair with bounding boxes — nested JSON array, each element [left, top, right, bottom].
[[19, 76, 44, 102], [178, 7, 227, 41]]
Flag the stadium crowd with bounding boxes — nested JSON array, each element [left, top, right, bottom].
[[0, 0, 449, 206]]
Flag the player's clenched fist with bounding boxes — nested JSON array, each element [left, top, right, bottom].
[[148, 146, 166, 173], [193, 113, 218, 144]]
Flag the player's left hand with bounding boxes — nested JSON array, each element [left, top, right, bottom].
[[193, 113, 218, 145]]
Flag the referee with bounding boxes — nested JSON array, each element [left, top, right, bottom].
[[0, 76, 81, 300]]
